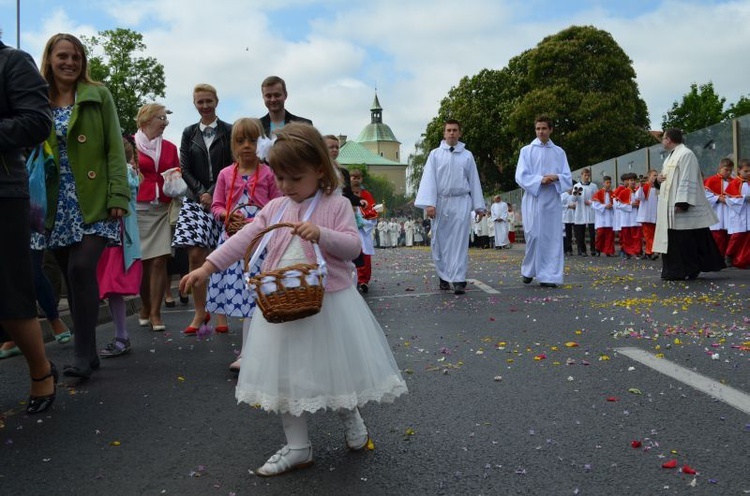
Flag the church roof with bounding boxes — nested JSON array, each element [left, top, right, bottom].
[[355, 123, 400, 144], [338, 140, 405, 167]]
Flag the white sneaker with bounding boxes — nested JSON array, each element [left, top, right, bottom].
[[253, 444, 313, 477], [340, 408, 369, 451]]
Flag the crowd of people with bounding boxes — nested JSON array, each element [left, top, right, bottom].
[[3, 29, 749, 478], [518, 117, 735, 286], [1, 32, 409, 476]]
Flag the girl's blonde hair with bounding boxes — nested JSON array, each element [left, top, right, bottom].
[[40, 33, 100, 98], [231, 118, 264, 160], [268, 123, 340, 194]]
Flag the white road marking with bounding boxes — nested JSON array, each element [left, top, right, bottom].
[[616, 347, 750, 415], [468, 278, 500, 294]]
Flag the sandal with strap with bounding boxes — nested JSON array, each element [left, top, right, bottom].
[[27, 362, 58, 414], [253, 444, 313, 477], [99, 338, 131, 358]]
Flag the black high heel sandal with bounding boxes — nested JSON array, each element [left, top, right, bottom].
[[27, 362, 58, 414]]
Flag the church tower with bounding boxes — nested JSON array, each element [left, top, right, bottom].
[[355, 92, 402, 162]]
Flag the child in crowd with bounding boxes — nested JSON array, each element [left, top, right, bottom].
[[207, 118, 281, 371], [634, 170, 659, 260], [561, 186, 576, 256], [349, 168, 378, 293], [615, 172, 642, 258], [704, 158, 734, 256], [609, 174, 625, 256], [180, 123, 407, 476], [724, 159, 750, 268], [97, 138, 143, 357], [591, 175, 616, 256]]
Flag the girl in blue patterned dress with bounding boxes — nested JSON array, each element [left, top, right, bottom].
[[206, 118, 281, 371], [41, 34, 130, 379]]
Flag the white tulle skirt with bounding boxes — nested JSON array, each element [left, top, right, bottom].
[[235, 284, 408, 416]]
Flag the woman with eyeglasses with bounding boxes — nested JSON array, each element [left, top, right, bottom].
[[40, 33, 130, 379], [133, 103, 178, 332]]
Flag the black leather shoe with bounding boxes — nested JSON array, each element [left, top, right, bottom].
[[453, 282, 466, 295], [358, 283, 369, 294], [63, 359, 93, 379], [522, 276, 533, 284], [439, 279, 450, 290], [27, 362, 58, 414], [540, 282, 558, 288]]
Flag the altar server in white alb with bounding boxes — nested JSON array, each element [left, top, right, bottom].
[[490, 195, 510, 249], [415, 119, 485, 295], [515, 115, 573, 287]]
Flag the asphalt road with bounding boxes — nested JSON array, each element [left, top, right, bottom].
[[1, 245, 748, 495]]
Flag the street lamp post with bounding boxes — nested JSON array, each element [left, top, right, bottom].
[[16, 0, 21, 48]]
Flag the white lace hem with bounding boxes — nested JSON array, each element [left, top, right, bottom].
[[236, 375, 408, 417]]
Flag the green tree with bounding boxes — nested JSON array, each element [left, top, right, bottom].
[[508, 26, 652, 170], [81, 28, 166, 134], [410, 25, 653, 195], [725, 95, 750, 120], [661, 82, 726, 132]]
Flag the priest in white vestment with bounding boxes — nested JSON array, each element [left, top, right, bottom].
[[403, 219, 415, 246], [515, 116, 572, 287], [377, 219, 389, 248], [490, 195, 510, 248], [415, 120, 485, 294], [653, 128, 723, 280]]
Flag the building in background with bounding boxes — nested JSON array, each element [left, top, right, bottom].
[[338, 93, 407, 194]]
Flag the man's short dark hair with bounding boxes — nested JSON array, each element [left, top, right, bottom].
[[535, 115, 554, 128], [261, 75, 287, 95], [444, 119, 461, 130], [664, 128, 683, 144]]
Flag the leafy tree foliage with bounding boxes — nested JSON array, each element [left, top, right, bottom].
[[724, 94, 750, 120], [81, 28, 166, 134], [409, 25, 653, 195], [661, 82, 726, 132]]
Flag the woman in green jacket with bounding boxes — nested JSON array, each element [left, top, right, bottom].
[[41, 33, 130, 379]]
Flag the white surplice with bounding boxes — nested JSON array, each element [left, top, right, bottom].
[[490, 200, 509, 247], [515, 138, 573, 284], [377, 220, 389, 247], [415, 140, 485, 283], [653, 144, 718, 253]]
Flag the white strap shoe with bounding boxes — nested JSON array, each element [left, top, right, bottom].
[[340, 408, 369, 451], [253, 443, 313, 477]]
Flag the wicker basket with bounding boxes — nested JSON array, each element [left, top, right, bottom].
[[243, 222, 325, 323]]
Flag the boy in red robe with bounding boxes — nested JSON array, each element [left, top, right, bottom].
[[724, 159, 750, 268], [634, 170, 659, 259], [615, 173, 642, 258], [704, 158, 734, 256], [591, 176, 616, 256]]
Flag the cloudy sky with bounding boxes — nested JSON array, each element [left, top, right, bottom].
[[2, 0, 749, 159]]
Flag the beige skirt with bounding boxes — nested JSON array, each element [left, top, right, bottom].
[[136, 202, 172, 260]]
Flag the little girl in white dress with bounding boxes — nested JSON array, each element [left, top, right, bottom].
[[180, 122, 407, 476]]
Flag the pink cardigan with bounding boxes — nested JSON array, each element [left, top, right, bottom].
[[211, 163, 281, 221], [206, 192, 361, 292]]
